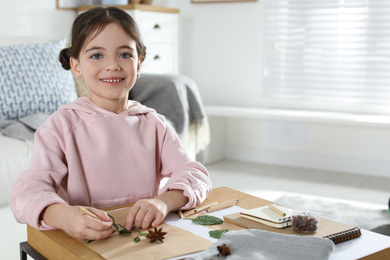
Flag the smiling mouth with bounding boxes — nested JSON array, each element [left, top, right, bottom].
[[100, 78, 124, 83]]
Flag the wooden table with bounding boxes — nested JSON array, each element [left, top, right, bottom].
[[24, 187, 390, 259]]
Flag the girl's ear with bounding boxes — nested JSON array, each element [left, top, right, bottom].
[[70, 57, 82, 79]]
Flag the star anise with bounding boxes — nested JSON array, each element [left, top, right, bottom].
[[146, 227, 167, 243], [217, 244, 231, 256]]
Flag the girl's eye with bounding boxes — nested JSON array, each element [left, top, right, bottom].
[[91, 54, 102, 59], [120, 53, 132, 59]]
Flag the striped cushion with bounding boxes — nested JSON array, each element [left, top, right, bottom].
[[0, 38, 77, 120]]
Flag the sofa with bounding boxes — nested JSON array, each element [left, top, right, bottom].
[[0, 37, 209, 259]]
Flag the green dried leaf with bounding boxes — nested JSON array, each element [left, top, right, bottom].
[[119, 228, 131, 234], [108, 214, 115, 223], [108, 214, 119, 231], [134, 236, 141, 242], [192, 215, 224, 225], [209, 229, 229, 239], [139, 231, 148, 237], [113, 223, 119, 231], [118, 223, 132, 234], [118, 223, 125, 229]]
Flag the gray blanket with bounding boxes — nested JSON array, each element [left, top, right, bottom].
[[187, 229, 335, 260], [0, 113, 50, 141], [130, 73, 208, 138]]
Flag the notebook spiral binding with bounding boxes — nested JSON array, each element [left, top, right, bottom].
[[323, 227, 362, 244]]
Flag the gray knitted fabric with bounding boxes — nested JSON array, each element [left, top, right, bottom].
[[187, 229, 335, 260]]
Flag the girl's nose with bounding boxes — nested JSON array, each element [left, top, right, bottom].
[[106, 59, 121, 71]]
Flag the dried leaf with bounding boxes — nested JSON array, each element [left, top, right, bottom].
[[134, 236, 141, 242], [108, 214, 119, 231], [118, 223, 132, 234], [209, 229, 229, 239], [119, 228, 132, 234], [192, 215, 224, 225]]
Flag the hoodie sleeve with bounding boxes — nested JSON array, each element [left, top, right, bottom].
[[157, 116, 212, 210], [9, 114, 69, 230]]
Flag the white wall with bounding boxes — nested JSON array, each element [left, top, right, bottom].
[[155, 0, 264, 107], [0, 0, 75, 39]]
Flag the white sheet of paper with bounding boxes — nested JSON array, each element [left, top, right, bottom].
[[165, 205, 244, 243]]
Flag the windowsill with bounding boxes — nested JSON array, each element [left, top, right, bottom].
[[205, 105, 390, 128]]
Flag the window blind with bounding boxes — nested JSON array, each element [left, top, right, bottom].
[[262, 0, 390, 115]]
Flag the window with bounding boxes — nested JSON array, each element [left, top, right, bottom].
[[262, 0, 390, 115]]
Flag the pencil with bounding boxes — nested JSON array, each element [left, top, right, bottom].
[[178, 210, 184, 219], [206, 198, 239, 210], [194, 202, 218, 213], [78, 207, 104, 221], [206, 200, 238, 213], [268, 204, 286, 217], [183, 202, 218, 217]]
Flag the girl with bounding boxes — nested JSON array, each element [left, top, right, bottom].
[[9, 7, 212, 241]]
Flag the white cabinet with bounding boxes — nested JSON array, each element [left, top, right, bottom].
[[78, 5, 179, 74]]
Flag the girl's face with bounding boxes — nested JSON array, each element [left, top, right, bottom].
[[70, 22, 140, 113]]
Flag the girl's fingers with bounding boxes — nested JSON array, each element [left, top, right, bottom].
[[82, 225, 114, 240], [140, 210, 156, 229], [85, 216, 113, 232], [125, 204, 141, 230], [79, 208, 113, 231], [87, 207, 112, 222], [151, 211, 164, 227], [77, 208, 114, 240], [124, 199, 169, 230], [133, 207, 149, 229], [68, 217, 113, 240]]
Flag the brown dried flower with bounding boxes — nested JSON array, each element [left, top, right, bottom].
[[146, 227, 167, 243], [217, 244, 231, 256]]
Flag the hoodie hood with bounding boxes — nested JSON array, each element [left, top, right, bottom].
[[59, 97, 155, 117]]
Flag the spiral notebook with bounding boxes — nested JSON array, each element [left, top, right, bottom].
[[225, 211, 361, 244]]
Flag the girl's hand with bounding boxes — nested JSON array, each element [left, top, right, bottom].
[[124, 189, 189, 230], [124, 198, 168, 230], [42, 204, 114, 240]]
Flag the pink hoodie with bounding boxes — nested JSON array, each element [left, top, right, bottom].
[[9, 97, 212, 230]]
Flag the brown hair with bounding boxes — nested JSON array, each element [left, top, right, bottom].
[[59, 6, 146, 70]]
